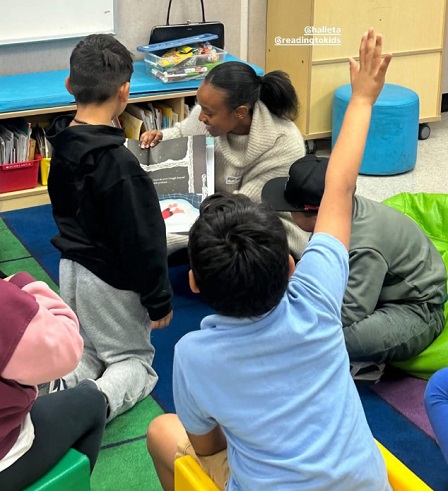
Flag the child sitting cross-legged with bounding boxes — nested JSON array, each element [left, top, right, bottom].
[[0, 270, 106, 491], [146, 29, 392, 490]]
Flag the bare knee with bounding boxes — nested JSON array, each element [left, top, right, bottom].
[[147, 414, 170, 455], [147, 413, 186, 460]]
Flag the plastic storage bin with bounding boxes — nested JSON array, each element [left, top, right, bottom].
[[144, 47, 226, 83], [138, 34, 227, 84], [0, 155, 41, 193], [40, 157, 51, 185]]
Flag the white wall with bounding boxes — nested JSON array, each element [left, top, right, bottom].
[[0, 0, 267, 76], [2, 0, 447, 94]]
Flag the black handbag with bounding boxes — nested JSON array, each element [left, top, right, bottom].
[[149, 0, 225, 49]]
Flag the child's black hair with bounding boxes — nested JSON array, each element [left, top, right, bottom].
[[204, 61, 299, 121], [69, 34, 134, 104], [188, 192, 290, 317]]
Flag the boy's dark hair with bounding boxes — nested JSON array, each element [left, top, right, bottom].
[[188, 192, 290, 317], [205, 61, 299, 121], [69, 34, 134, 104]]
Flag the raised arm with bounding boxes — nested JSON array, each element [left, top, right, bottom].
[[314, 29, 391, 249]]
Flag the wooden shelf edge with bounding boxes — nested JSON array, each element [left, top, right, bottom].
[[0, 92, 198, 120], [0, 88, 199, 211], [0, 184, 50, 212]]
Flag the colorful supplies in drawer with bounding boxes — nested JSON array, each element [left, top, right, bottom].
[[138, 34, 226, 83]]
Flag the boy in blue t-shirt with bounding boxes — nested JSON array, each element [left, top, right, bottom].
[[147, 29, 392, 490]]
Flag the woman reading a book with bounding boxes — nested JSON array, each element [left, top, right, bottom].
[[140, 61, 307, 258]]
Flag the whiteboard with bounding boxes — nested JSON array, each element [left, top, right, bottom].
[[0, 0, 115, 46]]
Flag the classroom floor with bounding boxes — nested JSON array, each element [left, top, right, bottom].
[[316, 113, 448, 200]]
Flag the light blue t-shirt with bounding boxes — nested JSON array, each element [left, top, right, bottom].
[[173, 233, 391, 491]]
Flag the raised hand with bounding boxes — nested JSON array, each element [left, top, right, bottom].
[[349, 28, 392, 106]]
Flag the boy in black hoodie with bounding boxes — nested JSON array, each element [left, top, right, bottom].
[[46, 34, 173, 421]]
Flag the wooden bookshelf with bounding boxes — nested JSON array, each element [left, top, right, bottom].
[[0, 90, 197, 211]]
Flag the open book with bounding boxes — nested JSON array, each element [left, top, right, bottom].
[[125, 135, 215, 234]]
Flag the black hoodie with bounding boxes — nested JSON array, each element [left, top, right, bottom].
[[46, 116, 172, 320]]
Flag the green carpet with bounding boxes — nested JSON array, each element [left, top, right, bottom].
[[0, 218, 58, 291], [0, 216, 164, 490], [92, 396, 164, 491]]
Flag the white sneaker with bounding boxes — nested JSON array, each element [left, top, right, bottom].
[[48, 378, 67, 393], [350, 362, 386, 383]]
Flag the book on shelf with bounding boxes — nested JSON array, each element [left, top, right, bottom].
[[121, 103, 179, 133], [0, 119, 36, 165], [125, 135, 214, 234], [153, 102, 173, 129], [119, 110, 144, 139], [142, 106, 156, 130]]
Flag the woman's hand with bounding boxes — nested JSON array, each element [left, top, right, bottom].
[[140, 130, 163, 148]]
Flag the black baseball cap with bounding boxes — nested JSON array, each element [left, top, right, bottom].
[[261, 155, 329, 212]]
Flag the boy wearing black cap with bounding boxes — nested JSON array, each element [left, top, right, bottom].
[[262, 154, 446, 373]]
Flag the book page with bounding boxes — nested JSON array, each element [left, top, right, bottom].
[[125, 135, 214, 234]]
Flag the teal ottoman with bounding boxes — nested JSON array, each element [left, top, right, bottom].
[[332, 83, 419, 175]]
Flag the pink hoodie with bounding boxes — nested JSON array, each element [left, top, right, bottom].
[[0, 272, 83, 460]]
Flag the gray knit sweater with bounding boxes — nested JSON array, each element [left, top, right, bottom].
[[162, 101, 309, 258]]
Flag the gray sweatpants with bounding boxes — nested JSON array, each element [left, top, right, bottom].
[[343, 301, 446, 364], [60, 259, 158, 421]]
